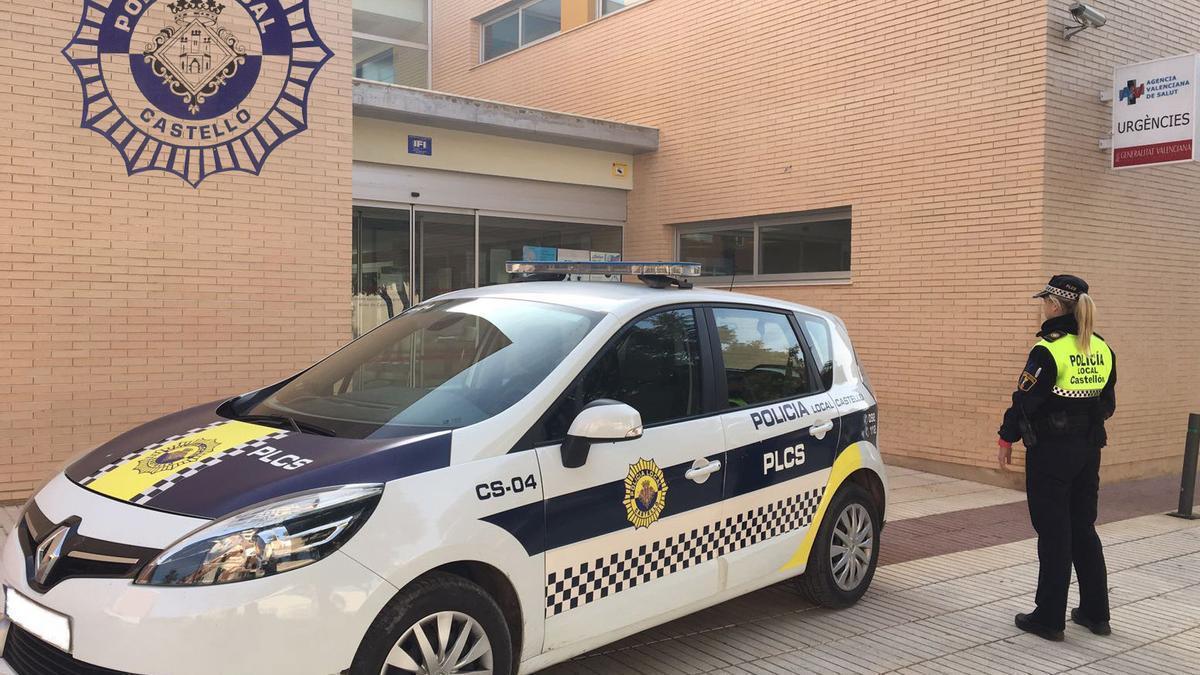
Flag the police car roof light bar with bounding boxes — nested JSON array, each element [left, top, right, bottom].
[[505, 261, 701, 289]]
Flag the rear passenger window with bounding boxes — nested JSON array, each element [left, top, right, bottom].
[[712, 308, 812, 407], [544, 308, 703, 438], [797, 315, 834, 390]]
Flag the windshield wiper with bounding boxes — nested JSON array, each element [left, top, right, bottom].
[[234, 414, 337, 437]]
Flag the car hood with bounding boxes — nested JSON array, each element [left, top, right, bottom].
[[64, 401, 451, 519]]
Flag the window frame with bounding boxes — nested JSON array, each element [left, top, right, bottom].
[[675, 208, 852, 286], [475, 0, 655, 64], [479, 0, 563, 63], [704, 304, 826, 410], [597, 0, 648, 18]]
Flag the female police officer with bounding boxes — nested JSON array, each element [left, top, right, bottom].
[[997, 274, 1117, 641]]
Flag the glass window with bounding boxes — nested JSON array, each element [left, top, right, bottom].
[[544, 309, 703, 440], [677, 208, 851, 282], [679, 228, 753, 278], [601, 0, 644, 15], [483, 13, 520, 60], [713, 308, 811, 407], [353, 0, 429, 86], [797, 314, 834, 390], [242, 298, 602, 438], [478, 215, 622, 286], [521, 0, 561, 44], [415, 211, 475, 302], [353, 207, 412, 338], [759, 219, 851, 274], [353, 38, 429, 87]]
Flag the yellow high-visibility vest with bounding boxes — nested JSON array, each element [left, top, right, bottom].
[[1036, 333, 1113, 398]]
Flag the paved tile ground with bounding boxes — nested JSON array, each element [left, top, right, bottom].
[[548, 512, 1200, 675], [2, 468, 1198, 674]]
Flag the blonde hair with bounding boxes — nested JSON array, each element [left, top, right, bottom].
[[1074, 293, 1096, 353], [1052, 293, 1096, 353]]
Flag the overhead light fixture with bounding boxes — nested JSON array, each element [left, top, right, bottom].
[[1064, 2, 1107, 40]]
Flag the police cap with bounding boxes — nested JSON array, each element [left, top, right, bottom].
[[1033, 274, 1088, 301]]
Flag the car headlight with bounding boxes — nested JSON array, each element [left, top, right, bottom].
[[135, 484, 382, 586]]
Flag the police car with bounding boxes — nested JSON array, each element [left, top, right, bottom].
[[0, 262, 887, 675]]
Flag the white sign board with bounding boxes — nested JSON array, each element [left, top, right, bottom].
[[1112, 54, 1199, 168]]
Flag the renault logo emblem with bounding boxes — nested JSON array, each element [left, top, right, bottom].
[[34, 526, 70, 585]]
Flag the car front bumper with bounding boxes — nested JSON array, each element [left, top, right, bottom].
[[0, 479, 397, 675]]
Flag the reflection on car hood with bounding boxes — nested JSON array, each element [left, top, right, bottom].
[[64, 401, 451, 519]]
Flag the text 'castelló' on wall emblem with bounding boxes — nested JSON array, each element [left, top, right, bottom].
[[62, 0, 333, 187]]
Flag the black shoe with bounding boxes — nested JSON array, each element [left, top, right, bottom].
[[1071, 608, 1112, 636], [1015, 613, 1065, 641]]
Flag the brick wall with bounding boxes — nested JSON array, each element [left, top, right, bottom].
[[0, 0, 353, 499], [1042, 0, 1200, 480], [432, 0, 1057, 482]]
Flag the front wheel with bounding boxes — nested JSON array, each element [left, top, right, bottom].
[[796, 482, 880, 608], [350, 571, 513, 675]]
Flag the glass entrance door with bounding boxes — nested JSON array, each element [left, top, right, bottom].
[[353, 206, 412, 338], [414, 209, 475, 302]]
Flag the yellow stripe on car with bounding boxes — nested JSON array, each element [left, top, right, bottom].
[[780, 442, 865, 571], [85, 421, 277, 501]]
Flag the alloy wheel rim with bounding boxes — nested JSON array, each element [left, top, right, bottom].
[[382, 610, 494, 675], [830, 502, 873, 591]]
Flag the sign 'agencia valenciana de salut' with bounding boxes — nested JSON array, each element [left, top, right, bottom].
[[62, 0, 333, 187], [1112, 53, 1200, 169]]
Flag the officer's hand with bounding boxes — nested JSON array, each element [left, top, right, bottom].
[[997, 438, 1013, 471]]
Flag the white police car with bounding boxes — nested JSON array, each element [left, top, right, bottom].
[[0, 262, 886, 675]]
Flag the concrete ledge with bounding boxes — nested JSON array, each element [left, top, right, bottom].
[[352, 80, 660, 155]]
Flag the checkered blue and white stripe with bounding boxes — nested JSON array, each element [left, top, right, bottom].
[[79, 420, 228, 486], [545, 487, 824, 617], [1051, 386, 1104, 398], [132, 431, 291, 504]]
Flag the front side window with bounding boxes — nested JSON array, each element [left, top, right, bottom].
[[677, 207, 851, 283], [713, 307, 811, 407], [544, 308, 703, 440], [245, 298, 601, 438]]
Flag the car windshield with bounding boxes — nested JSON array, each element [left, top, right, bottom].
[[243, 297, 602, 439]]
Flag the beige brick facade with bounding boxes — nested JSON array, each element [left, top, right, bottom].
[[431, 0, 1200, 483], [0, 0, 352, 499], [1, 0, 1197, 500]]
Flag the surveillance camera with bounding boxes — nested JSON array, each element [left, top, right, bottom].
[[1064, 2, 1107, 39], [1069, 2, 1107, 29]]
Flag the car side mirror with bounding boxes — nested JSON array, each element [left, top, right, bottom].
[[561, 399, 643, 468]]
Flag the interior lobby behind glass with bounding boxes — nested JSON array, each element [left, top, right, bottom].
[[353, 206, 622, 337]]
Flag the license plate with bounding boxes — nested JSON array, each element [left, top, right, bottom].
[[3, 587, 71, 652]]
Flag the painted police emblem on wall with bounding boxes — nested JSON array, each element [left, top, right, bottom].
[[62, 0, 332, 186]]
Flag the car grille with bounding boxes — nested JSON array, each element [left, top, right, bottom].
[[3, 624, 142, 675], [17, 502, 160, 593]]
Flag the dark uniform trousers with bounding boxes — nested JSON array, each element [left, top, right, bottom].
[[1024, 441, 1110, 630]]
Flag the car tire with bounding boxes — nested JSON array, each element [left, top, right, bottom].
[[350, 571, 514, 675], [796, 482, 880, 609]]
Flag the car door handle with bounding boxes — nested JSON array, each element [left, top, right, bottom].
[[685, 459, 722, 483], [810, 420, 835, 437]]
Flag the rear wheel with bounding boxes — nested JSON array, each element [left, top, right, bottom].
[[351, 572, 513, 675], [796, 482, 880, 608]]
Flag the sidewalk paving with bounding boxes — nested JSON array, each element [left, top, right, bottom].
[[1, 467, 1197, 674]]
